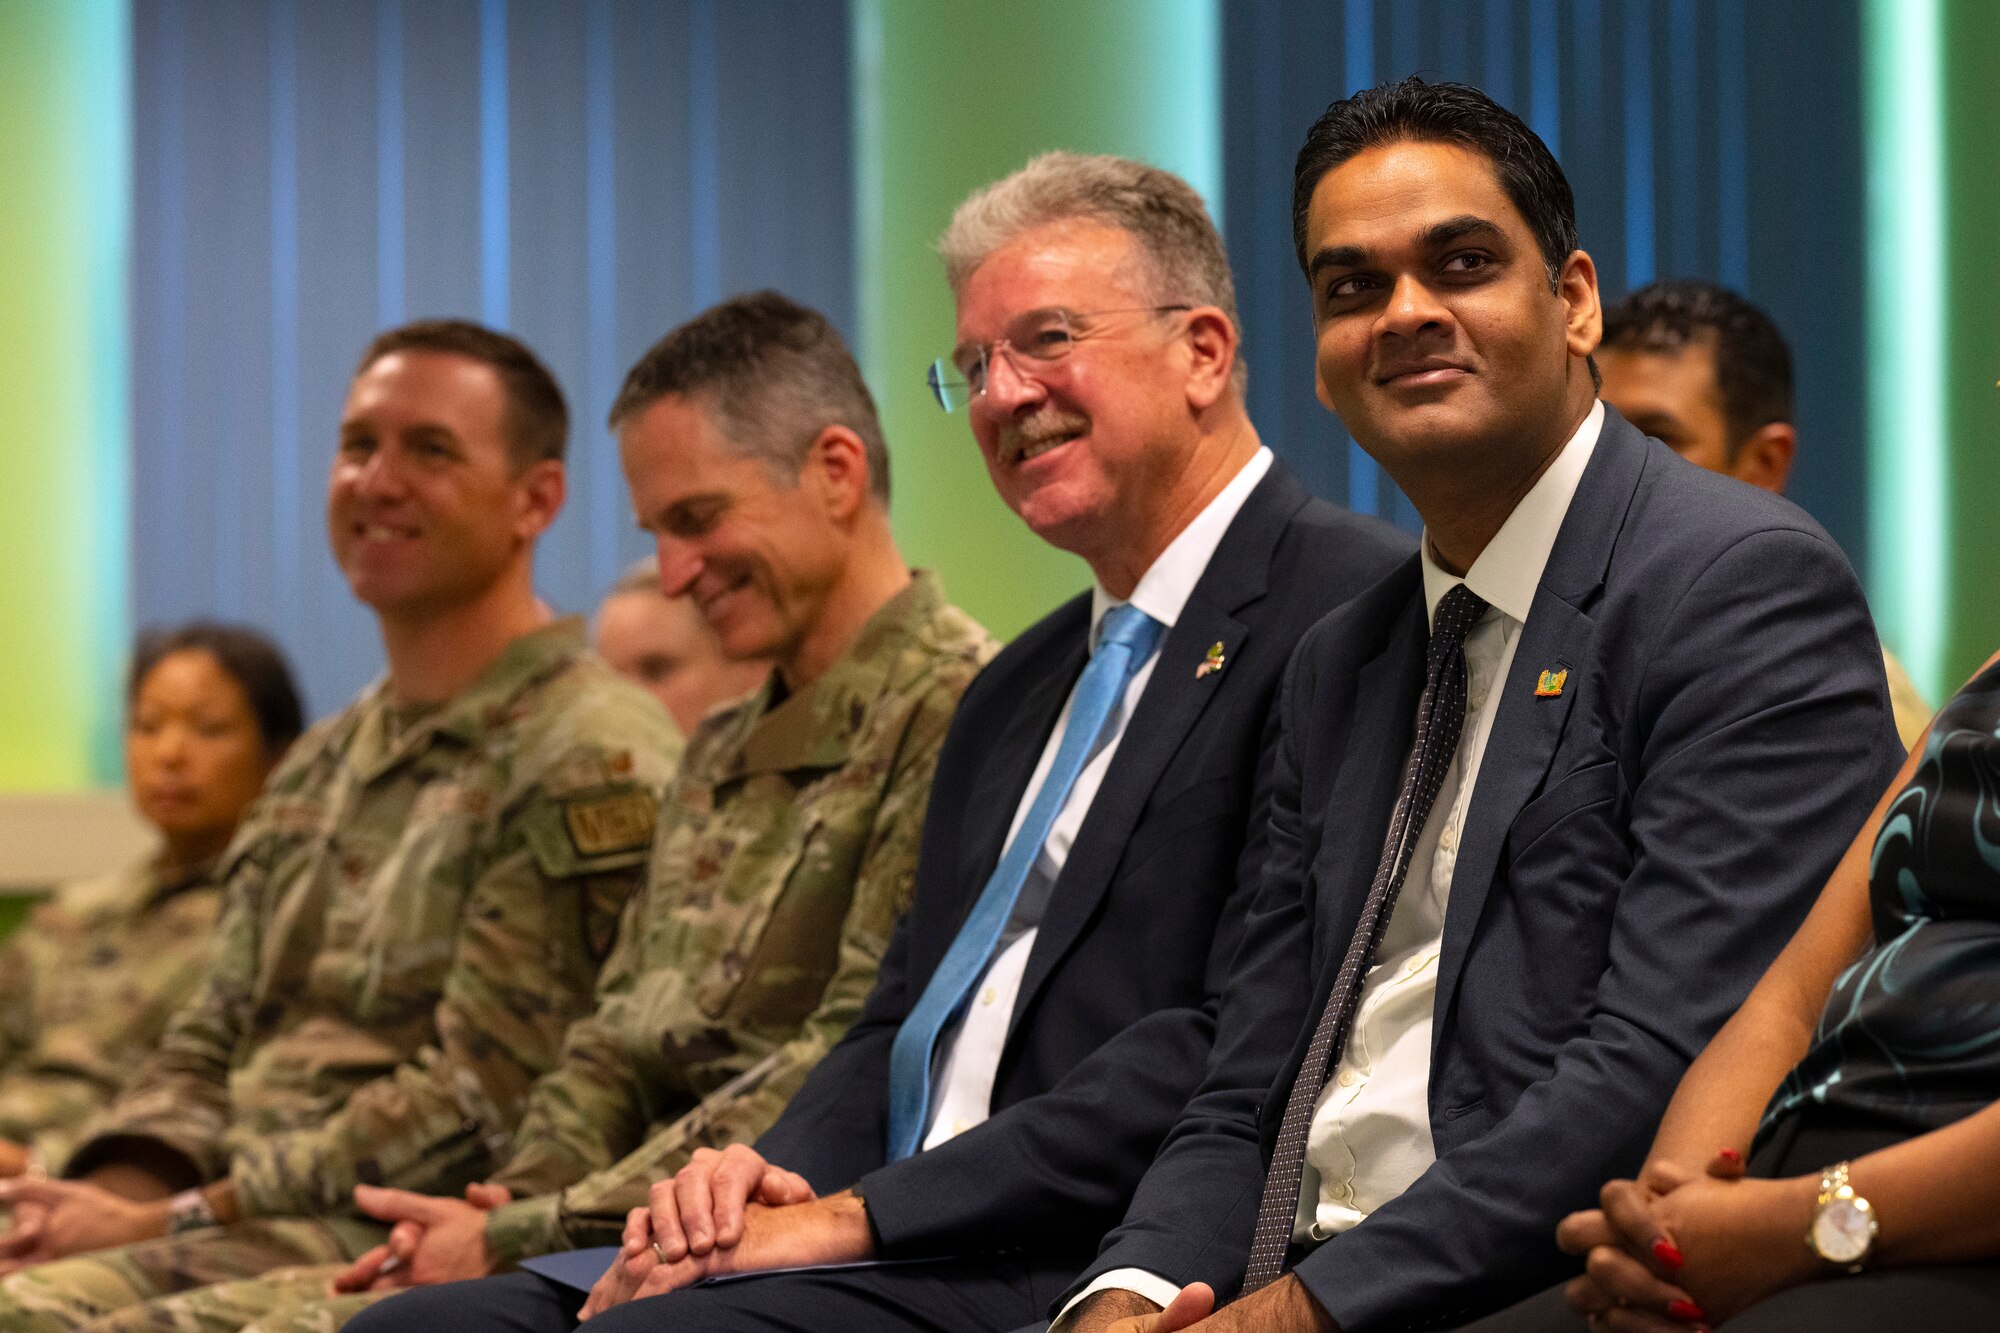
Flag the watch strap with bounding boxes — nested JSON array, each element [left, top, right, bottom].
[[166, 1186, 219, 1236]]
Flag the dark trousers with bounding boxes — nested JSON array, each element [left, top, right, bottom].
[[1458, 1108, 2000, 1331], [345, 1254, 1077, 1333]]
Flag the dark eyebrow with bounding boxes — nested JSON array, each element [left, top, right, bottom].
[[1306, 214, 1509, 282], [1306, 245, 1369, 282], [1417, 215, 1507, 251]]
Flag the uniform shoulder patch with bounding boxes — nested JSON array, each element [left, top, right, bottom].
[[563, 789, 658, 858]]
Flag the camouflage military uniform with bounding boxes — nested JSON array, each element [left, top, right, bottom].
[[0, 856, 223, 1171], [91, 572, 994, 1333], [0, 620, 678, 1332]]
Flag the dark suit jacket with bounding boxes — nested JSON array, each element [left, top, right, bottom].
[[755, 460, 1411, 1272], [1066, 409, 1907, 1331]]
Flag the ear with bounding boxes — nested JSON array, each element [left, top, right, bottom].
[[1730, 421, 1797, 493], [802, 425, 872, 522], [1558, 248, 1603, 361], [511, 458, 567, 540], [1180, 307, 1239, 412]]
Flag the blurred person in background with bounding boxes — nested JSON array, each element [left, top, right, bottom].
[[592, 557, 767, 736], [1597, 279, 1930, 746], [0, 622, 304, 1175]]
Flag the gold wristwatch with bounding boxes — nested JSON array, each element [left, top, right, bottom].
[[1806, 1160, 1877, 1271]]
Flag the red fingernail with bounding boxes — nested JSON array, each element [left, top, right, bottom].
[[1651, 1239, 1685, 1270], [1718, 1148, 1742, 1165], [1667, 1299, 1706, 1321]]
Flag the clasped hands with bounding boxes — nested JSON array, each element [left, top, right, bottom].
[[1557, 1149, 1823, 1331], [576, 1143, 860, 1320]]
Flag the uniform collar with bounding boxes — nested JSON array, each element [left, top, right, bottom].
[[1420, 400, 1602, 629], [722, 569, 950, 779], [347, 617, 589, 774]]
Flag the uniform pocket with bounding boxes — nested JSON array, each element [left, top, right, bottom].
[[690, 812, 829, 1021], [708, 808, 872, 1024]]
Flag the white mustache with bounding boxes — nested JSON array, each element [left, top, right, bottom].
[[997, 411, 1089, 464]]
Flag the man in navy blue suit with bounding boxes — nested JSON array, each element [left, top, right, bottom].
[[1058, 79, 1905, 1333], [350, 152, 1410, 1333]]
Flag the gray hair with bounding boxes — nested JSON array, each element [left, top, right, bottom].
[[610, 291, 890, 504], [937, 151, 1246, 394]]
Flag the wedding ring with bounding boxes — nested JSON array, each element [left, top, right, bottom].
[[650, 1241, 668, 1265]]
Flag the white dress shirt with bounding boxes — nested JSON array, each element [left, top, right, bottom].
[[1060, 403, 1603, 1324], [919, 447, 1275, 1149]]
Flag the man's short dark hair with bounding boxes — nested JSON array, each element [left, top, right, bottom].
[[1293, 77, 1580, 290], [129, 621, 307, 757], [1602, 280, 1794, 452], [609, 292, 890, 504], [356, 319, 569, 469]]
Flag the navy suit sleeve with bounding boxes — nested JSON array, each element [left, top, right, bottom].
[[853, 683, 1294, 1260], [1291, 527, 1903, 1331]]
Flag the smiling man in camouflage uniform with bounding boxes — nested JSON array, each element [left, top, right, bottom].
[[32, 292, 996, 1333], [0, 321, 680, 1329]]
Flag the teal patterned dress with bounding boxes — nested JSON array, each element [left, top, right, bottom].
[[1762, 655, 2000, 1137]]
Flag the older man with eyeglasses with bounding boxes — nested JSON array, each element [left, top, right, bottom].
[[351, 150, 1410, 1333]]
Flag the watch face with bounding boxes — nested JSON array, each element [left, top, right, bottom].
[[1813, 1197, 1875, 1264]]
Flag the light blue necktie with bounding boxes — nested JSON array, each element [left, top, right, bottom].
[[884, 602, 1164, 1160]]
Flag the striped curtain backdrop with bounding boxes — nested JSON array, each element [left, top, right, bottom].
[[1220, 0, 1869, 580], [129, 0, 853, 719]]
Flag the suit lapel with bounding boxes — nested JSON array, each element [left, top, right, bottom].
[[1308, 589, 1427, 976], [1433, 409, 1651, 1033], [1256, 571, 1425, 1147], [1432, 592, 1590, 1027], [927, 613, 1087, 978], [1005, 465, 1310, 1037], [1008, 599, 1249, 1032]]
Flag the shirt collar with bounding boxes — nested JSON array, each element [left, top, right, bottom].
[[1420, 399, 1603, 629], [1088, 446, 1273, 651]]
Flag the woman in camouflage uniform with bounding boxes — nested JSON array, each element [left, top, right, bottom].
[[0, 622, 304, 1174]]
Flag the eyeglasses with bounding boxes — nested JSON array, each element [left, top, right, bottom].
[[926, 305, 1191, 413]]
